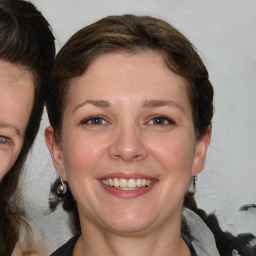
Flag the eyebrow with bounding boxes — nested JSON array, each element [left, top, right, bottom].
[[73, 99, 185, 114], [0, 122, 21, 136], [73, 100, 110, 113], [144, 99, 185, 113]]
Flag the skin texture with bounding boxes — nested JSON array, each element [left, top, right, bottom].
[[0, 60, 34, 181], [46, 51, 211, 256]]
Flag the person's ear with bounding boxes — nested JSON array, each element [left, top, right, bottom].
[[192, 126, 211, 176], [45, 126, 67, 180]]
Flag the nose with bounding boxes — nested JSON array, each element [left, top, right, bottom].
[[109, 124, 147, 162]]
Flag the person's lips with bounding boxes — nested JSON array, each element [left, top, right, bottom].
[[98, 173, 158, 198]]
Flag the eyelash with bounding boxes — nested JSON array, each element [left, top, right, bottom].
[[0, 136, 11, 144], [80, 115, 108, 125], [80, 114, 175, 127], [148, 115, 176, 126]]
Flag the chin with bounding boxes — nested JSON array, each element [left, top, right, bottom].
[[100, 210, 156, 234], [106, 221, 152, 235]]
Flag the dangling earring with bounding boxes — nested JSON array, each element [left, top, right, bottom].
[[188, 175, 197, 194], [57, 176, 67, 195]]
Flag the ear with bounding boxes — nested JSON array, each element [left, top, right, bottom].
[[192, 126, 211, 176], [45, 126, 67, 180]]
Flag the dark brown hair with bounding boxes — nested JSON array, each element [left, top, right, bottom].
[[0, 0, 55, 254], [46, 14, 213, 233]]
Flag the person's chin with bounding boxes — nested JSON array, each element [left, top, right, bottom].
[[98, 208, 157, 235], [106, 221, 154, 235]]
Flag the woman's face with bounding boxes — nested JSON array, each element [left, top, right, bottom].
[[46, 51, 210, 234], [0, 60, 34, 181]]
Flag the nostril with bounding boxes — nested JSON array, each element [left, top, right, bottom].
[[110, 151, 146, 162], [108, 131, 147, 162]]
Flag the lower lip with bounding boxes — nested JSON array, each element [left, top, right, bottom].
[[100, 183, 156, 199]]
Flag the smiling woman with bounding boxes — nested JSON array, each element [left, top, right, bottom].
[[45, 15, 255, 256], [0, 0, 55, 255]]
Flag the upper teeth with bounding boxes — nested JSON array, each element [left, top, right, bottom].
[[102, 178, 153, 188]]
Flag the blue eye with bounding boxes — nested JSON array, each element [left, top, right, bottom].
[[0, 136, 10, 144], [148, 115, 175, 125], [81, 116, 107, 125]]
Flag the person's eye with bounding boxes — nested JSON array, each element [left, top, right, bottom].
[[148, 115, 175, 125], [0, 136, 11, 144], [80, 115, 107, 125]]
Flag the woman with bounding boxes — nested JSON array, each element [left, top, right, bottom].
[[45, 15, 255, 256], [0, 0, 55, 255]]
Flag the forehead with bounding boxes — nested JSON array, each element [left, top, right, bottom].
[[68, 51, 190, 105], [0, 60, 35, 135], [0, 60, 33, 86]]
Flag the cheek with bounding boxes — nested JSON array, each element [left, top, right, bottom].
[[62, 132, 107, 179], [0, 149, 20, 181], [149, 133, 196, 175], [0, 155, 11, 180]]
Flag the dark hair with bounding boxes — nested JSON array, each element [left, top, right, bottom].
[[46, 14, 213, 233], [0, 0, 55, 254]]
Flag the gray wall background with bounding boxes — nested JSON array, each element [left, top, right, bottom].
[[21, 0, 256, 253]]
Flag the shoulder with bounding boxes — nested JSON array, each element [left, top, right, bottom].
[[50, 233, 81, 256], [183, 207, 256, 256], [11, 223, 46, 256], [183, 207, 220, 256]]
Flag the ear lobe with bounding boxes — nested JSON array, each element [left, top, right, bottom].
[[192, 126, 211, 176], [45, 126, 66, 180]]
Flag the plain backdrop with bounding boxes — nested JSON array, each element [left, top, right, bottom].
[[21, 0, 256, 253]]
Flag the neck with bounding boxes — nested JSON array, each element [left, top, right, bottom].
[[73, 213, 191, 256]]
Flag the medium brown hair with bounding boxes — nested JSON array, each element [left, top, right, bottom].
[[0, 0, 55, 254], [46, 14, 213, 233]]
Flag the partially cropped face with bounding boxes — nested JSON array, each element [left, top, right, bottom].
[[0, 60, 34, 181], [47, 51, 210, 235]]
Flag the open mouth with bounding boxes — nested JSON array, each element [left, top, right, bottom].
[[101, 178, 154, 190]]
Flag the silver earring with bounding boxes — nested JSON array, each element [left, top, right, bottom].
[[57, 176, 67, 195], [188, 175, 197, 194]]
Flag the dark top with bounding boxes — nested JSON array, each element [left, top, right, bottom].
[[182, 233, 197, 256], [50, 233, 80, 256], [50, 232, 197, 256]]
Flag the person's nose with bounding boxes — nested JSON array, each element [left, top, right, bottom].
[[108, 124, 147, 163]]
